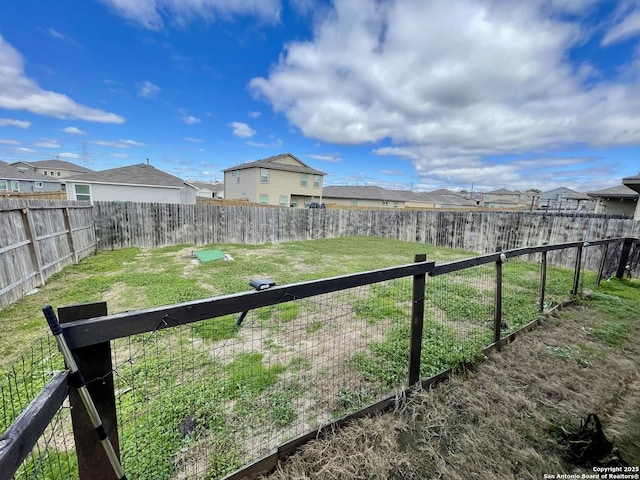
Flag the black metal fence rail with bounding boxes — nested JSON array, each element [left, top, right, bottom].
[[1, 236, 638, 480]]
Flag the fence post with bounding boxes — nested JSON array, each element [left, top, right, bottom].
[[571, 243, 584, 296], [616, 238, 634, 279], [20, 207, 44, 286], [408, 253, 427, 386], [539, 249, 547, 312], [493, 246, 503, 343], [58, 301, 122, 480], [596, 239, 610, 285]]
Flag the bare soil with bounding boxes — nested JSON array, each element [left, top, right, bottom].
[[261, 305, 640, 480]]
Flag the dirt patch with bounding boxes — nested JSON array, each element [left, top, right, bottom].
[[261, 305, 640, 479]]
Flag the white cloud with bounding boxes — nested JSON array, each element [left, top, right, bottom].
[[249, 111, 261, 118], [0, 118, 30, 128], [34, 138, 61, 148], [48, 28, 65, 40], [137, 80, 161, 98], [16, 147, 36, 153], [0, 35, 124, 123], [0, 138, 20, 145], [250, 0, 640, 188], [229, 121, 256, 138], [58, 152, 80, 159], [185, 137, 203, 143], [602, 8, 640, 45], [99, 0, 281, 30], [62, 126, 87, 135], [308, 153, 342, 162], [182, 115, 201, 125], [110, 153, 130, 158], [92, 139, 145, 148]]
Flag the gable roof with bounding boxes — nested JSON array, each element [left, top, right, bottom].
[[539, 187, 579, 197], [587, 184, 638, 199], [10, 159, 94, 174], [322, 185, 478, 207], [65, 164, 192, 189], [223, 153, 326, 176], [0, 160, 59, 182], [623, 172, 640, 194], [486, 188, 519, 195]]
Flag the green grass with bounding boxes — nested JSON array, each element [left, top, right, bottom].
[[5, 237, 629, 479]]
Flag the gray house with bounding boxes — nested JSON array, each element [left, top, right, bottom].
[[0, 160, 62, 193], [9, 159, 93, 179], [538, 187, 591, 211], [622, 172, 640, 220], [587, 184, 638, 216], [64, 163, 197, 204]]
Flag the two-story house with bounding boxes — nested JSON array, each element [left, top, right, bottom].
[[223, 153, 326, 208], [483, 189, 531, 209], [0, 160, 62, 194], [9, 159, 93, 179]]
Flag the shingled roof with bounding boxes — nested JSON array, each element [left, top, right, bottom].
[[223, 153, 326, 176], [587, 184, 638, 199], [65, 164, 189, 188], [12, 159, 93, 174], [0, 160, 57, 182]]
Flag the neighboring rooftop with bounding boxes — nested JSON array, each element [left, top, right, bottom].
[[190, 181, 224, 193], [223, 153, 326, 176], [65, 164, 189, 188], [10, 159, 94, 174], [587, 184, 639, 199], [0, 160, 57, 181]]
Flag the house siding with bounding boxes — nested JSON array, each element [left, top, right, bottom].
[[225, 168, 322, 206], [65, 182, 195, 204]]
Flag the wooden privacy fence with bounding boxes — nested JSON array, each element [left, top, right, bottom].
[[0, 201, 96, 308], [1, 236, 637, 480], [93, 202, 640, 265]]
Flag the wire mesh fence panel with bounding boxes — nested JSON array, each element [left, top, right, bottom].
[[12, 406, 77, 480], [1, 335, 77, 479], [110, 278, 413, 480], [425, 263, 495, 371], [502, 257, 542, 334], [543, 248, 580, 309]]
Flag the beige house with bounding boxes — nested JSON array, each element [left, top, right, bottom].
[[223, 153, 326, 207], [587, 184, 638, 217], [9, 159, 93, 179], [483, 189, 532, 209]]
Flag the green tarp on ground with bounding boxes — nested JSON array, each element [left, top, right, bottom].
[[194, 249, 226, 262]]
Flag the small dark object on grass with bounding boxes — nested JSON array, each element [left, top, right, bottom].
[[562, 413, 628, 467]]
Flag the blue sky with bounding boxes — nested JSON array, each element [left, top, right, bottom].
[[1, 0, 639, 193]]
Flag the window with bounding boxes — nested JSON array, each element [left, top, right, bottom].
[[11, 181, 19, 192], [259, 194, 268, 204], [43, 171, 48, 175], [382, 200, 389, 206], [313, 175, 321, 188], [300, 173, 308, 188], [236, 171, 240, 184], [351, 199, 357, 206], [35, 182, 43, 188], [50, 171, 55, 176], [260, 168, 269, 184], [74, 184, 91, 201], [304, 198, 311, 207], [56, 172, 61, 176], [279, 195, 288, 207], [0, 180, 7, 191], [393, 202, 400, 208]]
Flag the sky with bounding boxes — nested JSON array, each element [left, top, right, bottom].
[[1, 0, 640, 193]]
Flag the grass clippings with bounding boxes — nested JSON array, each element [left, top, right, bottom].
[[262, 284, 640, 480]]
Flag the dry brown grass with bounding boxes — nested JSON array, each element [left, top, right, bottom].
[[261, 306, 640, 480]]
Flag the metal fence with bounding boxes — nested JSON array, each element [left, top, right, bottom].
[[1, 237, 638, 480]]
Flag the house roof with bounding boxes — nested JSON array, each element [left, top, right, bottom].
[[539, 187, 579, 197], [65, 164, 192, 189], [322, 185, 478, 207], [190, 181, 224, 193], [0, 160, 58, 182], [223, 153, 326, 176], [587, 184, 639, 199], [622, 172, 640, 194], [486, 188, 519, 195], [11, 159, 93, 174]]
